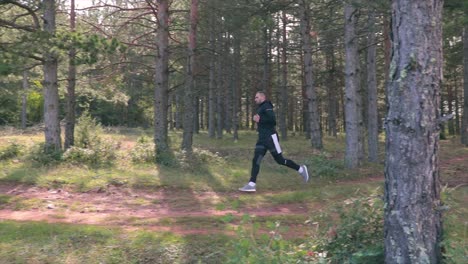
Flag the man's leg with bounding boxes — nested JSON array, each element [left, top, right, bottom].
[[270, 151, 300, 170], [249, 144, 267, 183], [268, 134, 309, 183], [239, 143, 267, 192], [267, 133, 300, 170]]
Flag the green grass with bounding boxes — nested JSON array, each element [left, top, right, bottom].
[[0, 127, 466, 263], [0, 220, 230, 264]]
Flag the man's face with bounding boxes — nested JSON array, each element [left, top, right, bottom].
[[254, 93, 265, 105]]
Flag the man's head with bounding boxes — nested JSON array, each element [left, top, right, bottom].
[[254, 91, 267, 105]]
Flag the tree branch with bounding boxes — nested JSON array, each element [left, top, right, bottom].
[[1, 0, 40, 29]]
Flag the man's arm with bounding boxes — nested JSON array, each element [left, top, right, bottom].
[[258, 107, 276, 125]]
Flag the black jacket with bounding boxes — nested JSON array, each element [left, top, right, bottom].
[[256, 100, 277, 140]]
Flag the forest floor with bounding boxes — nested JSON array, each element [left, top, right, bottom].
[[0, 128, 466, 263], [0, 152, 466, 238]]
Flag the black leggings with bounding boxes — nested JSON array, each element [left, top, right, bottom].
[[249, 134, 300, 183]]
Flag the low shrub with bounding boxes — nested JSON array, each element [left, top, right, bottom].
[[63, 139, 118, 166], [226, 215, 305, 264], [62, 112, 118, 166], [130, 136, 155, 163], [307, 154, 344, 179], [311, 191, 384, 264], [27, 143, 63, 166], [0, 142, 23, 160], [75, 112, 103, 149]]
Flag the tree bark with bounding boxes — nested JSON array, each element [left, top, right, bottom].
[[21, 70, 28, 129], [181, 0, 199, 151], [216, 31, 224, 139], [262, 21, 272, 96], [299, 0, 322, 149], [344, 3, 360, 168], [223, 33, 232, 134], [42, 0, 61, 151], [462, 24, 468, 145], [64, 0, 76, 150], [279, 11, 288, 140], [232, 34, 241, 141], [208, 16, 216, 138], [367, 8, 378, 162], [447, 73, 455, 135], [455, 75, 460, 134], [154, 0, 170, 156], [385, 0, 444, 263]]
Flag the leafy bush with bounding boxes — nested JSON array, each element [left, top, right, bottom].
[[130, 136, 155, 163], [0, 142, 23, 160], [63, 139, 118, 166], [307, 154, 344, 179], [226, 215, 305, 264], [312, 192, 384, 264], [62, 112, 118, 166], [27, 143, 63, 165], [75, 112, 103, 149]]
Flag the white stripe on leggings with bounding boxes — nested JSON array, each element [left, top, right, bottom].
[[271, 133, 282, 154]]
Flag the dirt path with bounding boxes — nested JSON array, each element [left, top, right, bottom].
[[0, 183, 314, 237], [1, 153, 466, 237]]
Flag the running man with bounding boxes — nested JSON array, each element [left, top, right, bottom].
[[239, 91, 309, 192]]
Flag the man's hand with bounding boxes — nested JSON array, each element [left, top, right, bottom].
[[253, 114, 260, 123]]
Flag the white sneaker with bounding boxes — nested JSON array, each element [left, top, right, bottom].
[[239, 183, 256, 192], [299, 165, 309, 183]]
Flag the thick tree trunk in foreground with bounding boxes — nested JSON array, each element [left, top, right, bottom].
[[154, 0, 170, 156], [299, 0, 322, 149], [43, 0, 61, 151], [384, 0, 444, 263]]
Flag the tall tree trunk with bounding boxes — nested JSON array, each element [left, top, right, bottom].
[[208, 17, 216, 138], [383, 13, 391, 85], [367, 8, 378, 162], [232, 34, 241, 141], [344, 3, 360, 168], [262, 21, 271, 96], [64, 0, 76, 150], [385, 0, 443, 263], [194, 93, 200, 134], [21, 70, 28, 129], [154, 0, 170, 157], [447, 74, 455, 135], [279, 11, 288, 140], [216, 32, 224, 139], [168, 92, 174, 130], [42, 0, 61, 151], [288, 94, 294, 132], [224, 33, 232, 134], [326, 45, 338, 137], [440, 91, 446, 139], [462, 24, 468, 145], [455, 76, 460, 134], [181, 0, 199, 151], [300, 51, 310, 137], [175, 91, 182, 129], [357, 51, 365, 163], [300, 0, 322, 149]]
